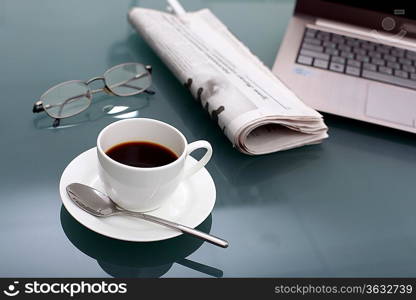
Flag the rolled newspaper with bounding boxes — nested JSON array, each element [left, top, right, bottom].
[[128, 1, 328, 155]]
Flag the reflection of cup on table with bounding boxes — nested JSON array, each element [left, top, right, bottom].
[[60, 207, 223, 278], [97, 118, 212, 212]]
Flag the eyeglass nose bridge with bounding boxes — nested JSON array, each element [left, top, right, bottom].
[[85, 76, 104, 85], [85, 76, 114, 95]]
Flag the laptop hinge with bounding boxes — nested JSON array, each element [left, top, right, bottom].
[[312, 18, 416, 51]]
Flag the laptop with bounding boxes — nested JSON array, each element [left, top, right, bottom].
[[272, 0, 416, 133]]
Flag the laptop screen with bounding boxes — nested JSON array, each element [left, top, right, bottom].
[[324, 1, 415, 20], [296, 0, 416, 39]]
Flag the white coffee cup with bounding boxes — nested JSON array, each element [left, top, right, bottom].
[[97, 118, 212, 212]]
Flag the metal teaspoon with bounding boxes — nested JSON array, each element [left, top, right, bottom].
[[66, 183, 229, 248]]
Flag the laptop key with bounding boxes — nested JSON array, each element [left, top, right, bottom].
[[353, 48, 366, 56], [304, 37, 322, 46], [325, 48, 339, 56], [371, 57, 385, 66], [410, 73, 416, 80], [306, 28, 317, 34], [362, 70, 416, 89], [297, 55, 313, 66], [402, 65, 415, 73], [332, 35, 344, 43], [305, 28, 317, 38], [313, 59, 329, 69], [346, 66, 360, 76], [301, 43, 324, 52], [368, 51, 382, 59], [383, 54, 397, 62], [356, 55, 370, 62], [300, 49, 329, 60], [329, 62, 345, 72], [391, 48, 405, 57], [317, 32, 331, 41], [406, 50, 416, 60], [323, 41, 336, 48], [394, 70, 409, 78], [387, 61, 401, 69], [361, 43, 375, 51], [331, 56, 345, 64], [346, 39, 360, 47], [338, 45, 351, 52], [340, 51, 354, 59], [347, 59, 361, 67], [376, 45, 390, 54], [379, 66, 393, 75], [363, 63, 377, 71], [399, 57, 412, 65]]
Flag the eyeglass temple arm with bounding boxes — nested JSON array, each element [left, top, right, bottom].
[[32, 101, 61, 127], [51, 88, 92, 127], [32, 89, 85, 113], [32, 93, 86, 128], [106, 72, 148, 89], [116, 83, 155, 95], [105, 71, 155, 95], [144, 65, 154, 93]]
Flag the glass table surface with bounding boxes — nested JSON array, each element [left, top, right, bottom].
[[1, 0, 416, 277]]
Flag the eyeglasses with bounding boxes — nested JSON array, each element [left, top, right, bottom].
[[32, 62, 154, 127]]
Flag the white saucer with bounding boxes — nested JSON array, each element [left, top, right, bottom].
[[59, 147, 216, 242]]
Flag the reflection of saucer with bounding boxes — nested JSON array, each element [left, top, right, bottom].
[[60, 207, 223, 278], [59, 148, 216, 242]]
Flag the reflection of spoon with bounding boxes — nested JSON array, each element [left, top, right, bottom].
[[60, 206, 223, 277], [98, 258, 223, 278], [66, 183, 229, 248]]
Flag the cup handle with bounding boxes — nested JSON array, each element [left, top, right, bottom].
[[183, 140, 212, 179]]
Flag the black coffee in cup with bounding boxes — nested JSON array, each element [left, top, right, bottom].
[[106, 141, 178, 168]]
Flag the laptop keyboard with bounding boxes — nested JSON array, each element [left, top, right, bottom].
[[296, 28, 416, 90]]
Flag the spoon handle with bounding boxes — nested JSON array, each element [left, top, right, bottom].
[[122, 211, 229, 248]]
